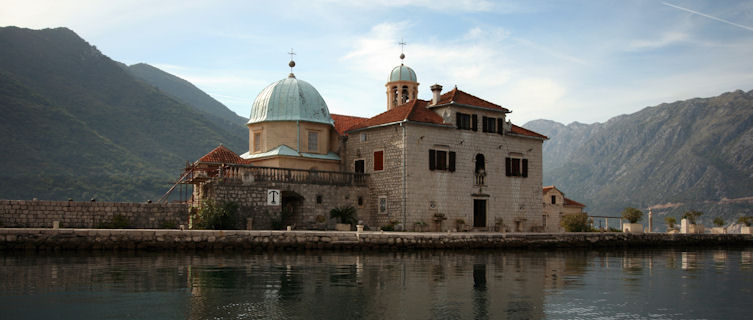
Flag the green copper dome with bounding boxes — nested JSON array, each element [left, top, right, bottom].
[[248, 75, 334, 126], [389, 64, 417, 82]]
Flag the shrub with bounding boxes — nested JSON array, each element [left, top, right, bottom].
[[159, 220, 177, 229], [713, 217, 725, 227], [330, 205, 357, 226], [621, 207, 643, 224], [97, 214, 132, 229], [682, 210, 703, 224], [737, 216, 753, 227], [380, 220, 400, 231], [665, 217, 677, 229], [195, 200, 239, 230], [560, 213, 591, 232]]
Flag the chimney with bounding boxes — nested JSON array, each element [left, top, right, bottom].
[[430, 84, 443, 105]]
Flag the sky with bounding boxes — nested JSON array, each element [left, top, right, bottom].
[[2, 0, 753, 125]]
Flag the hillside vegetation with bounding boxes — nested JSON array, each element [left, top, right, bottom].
[[0, 26, 246, 201]]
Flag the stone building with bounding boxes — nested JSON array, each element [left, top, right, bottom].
[[182, 54, 549, 231], [542, 186, 587, 233]]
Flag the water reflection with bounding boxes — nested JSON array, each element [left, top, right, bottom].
[[0, 249, 752, 319]]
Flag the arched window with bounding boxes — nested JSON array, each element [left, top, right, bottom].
[[401, 86, 409, 103]]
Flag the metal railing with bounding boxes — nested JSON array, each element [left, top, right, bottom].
[[213, 164, 368, 186]]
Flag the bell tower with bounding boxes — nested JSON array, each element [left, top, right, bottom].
[[386, 41, 419, 110]]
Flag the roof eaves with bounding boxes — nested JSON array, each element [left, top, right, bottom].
[[345, 120, 406, 134]]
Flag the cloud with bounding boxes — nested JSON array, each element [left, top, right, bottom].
[[627, 31, 688, 50]]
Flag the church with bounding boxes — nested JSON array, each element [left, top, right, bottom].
[[183, 52, 549, 232]]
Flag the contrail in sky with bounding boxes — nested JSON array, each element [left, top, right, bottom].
[[662, 2, 753, 32]]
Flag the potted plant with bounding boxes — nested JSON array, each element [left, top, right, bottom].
[[432, 213, 447, 231], [737, 216, 753, 234], [455, 218, 466, 232], [330, 205, 357, 231], [681, 210, 704, 234], [413, 221, 428, 232], [665, 217, 678, 233], [621, 207, 643, 233], [712, 217, 726, 234]]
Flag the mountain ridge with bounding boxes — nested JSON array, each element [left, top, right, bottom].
[[524, 89, 753, 226]]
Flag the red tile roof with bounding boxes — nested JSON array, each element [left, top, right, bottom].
[[510, 124, 548, 139], [346, 99, 449, 132], [197, 145, 249, 164], [564, 197, 586, 208], [331, 114, 367, 135], [543, 186, 556, 193], [435, 87, 510, 113]]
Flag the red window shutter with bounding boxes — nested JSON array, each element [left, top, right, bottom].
[[522, 159, 528, 177], [505, 157, 512, 176], [471, 114, 478, 131], [429, 149, 436, 171], [374, 151, 384, 171], [448, 151, 456, 172]]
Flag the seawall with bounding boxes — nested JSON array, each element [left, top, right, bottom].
[[2, 228, 752, 251]]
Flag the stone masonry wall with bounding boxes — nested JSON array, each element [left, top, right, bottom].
[[0, 200, 188, 229], [2, 229, 751, 251], [205, 179, 370, 230]]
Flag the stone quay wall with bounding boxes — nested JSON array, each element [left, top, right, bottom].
[[1, 229, 751, 251], [0, 200, 188, 229]]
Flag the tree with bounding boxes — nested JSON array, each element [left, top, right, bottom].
[[621, 207, 643, 224], [713, 217, 725, 227], [330, 205, 357, 226], [682, 210, 703, 224], [738, 216, 753, 227], [665, 217, 677, 229], [560, 213, 591, 232], [195, 200, 239, 230]]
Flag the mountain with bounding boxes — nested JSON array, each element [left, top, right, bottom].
[[525, 90, 753, 227], [127, 62, 248, 126], [0, 26, 247, 201]]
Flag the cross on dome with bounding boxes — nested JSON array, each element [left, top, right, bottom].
[[288, 48, 296, 77]]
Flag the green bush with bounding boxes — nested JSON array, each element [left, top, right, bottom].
[[682, 210, 703, 224], [713, 217, 725, 227], [621, 207, 643, 224], [560, 213, 591, 232], [330, 205, 357, 226], [665, 217, 677, 229], [195, 200, 239, 230], [737, 216, 753, 227], [380, 220, 400, 231], [97, 214, 132, 229], [159, 220, 178, 229]]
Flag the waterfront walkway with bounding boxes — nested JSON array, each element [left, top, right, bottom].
[[2, 228, 752, 251]]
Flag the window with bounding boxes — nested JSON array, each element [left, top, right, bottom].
[[316, 195, 323, 204], [378, 196, 387, 214], [357, 196, 364, 207], [354, 159, 365, 173], [307, 131, 318, 152], [482, 116, 496, 133], [253, 132, 262, 152], [505, 157, 528, 177], [429, 149, 456, 172], [456, 112, 477, 131], [551, 195, 556, 204], [360, 133, 367, 142], [373, 150, 384, 171]]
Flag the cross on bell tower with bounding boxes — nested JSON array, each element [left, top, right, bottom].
[[385, 38, 419, 110]]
